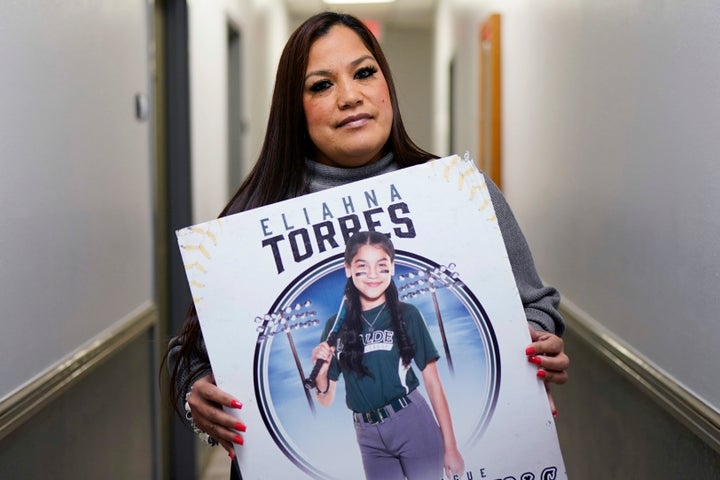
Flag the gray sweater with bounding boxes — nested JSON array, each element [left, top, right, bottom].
[[167, 154, 564, 411]]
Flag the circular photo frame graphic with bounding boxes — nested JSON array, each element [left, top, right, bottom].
[[253, 251, 501, 479]]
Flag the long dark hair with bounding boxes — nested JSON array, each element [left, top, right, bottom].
[[338, 231, 415, 377], [166, 12, 435, 410], [221, 11, 434, 214]]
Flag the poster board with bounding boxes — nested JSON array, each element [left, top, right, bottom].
[[177, 155, 566, 480]]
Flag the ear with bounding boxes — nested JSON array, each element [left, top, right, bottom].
[[389, 262, 395, 277], [344, 263, 352, 278]]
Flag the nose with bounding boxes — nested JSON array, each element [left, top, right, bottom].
[[336, 79, 362, 109]]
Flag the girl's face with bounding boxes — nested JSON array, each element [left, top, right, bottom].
[[345, 244, 395, 310], [303, 25, 393, 168]]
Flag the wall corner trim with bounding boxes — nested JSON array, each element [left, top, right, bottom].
[[0, 302, 158, 441], [560, 298, 720, 454]]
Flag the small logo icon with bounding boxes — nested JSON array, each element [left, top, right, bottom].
[[540, 466, 558, 480]]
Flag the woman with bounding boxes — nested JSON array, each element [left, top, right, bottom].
[[165, 11, 569, 479], [311, 231, 464, 479]]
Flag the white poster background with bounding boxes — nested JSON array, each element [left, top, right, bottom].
[[177, 155, 566, 480]]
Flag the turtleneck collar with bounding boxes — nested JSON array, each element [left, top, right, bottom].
[[305, 152, 398, 193]]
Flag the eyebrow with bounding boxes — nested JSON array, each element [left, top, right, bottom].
[[353, 257, 389, 266], [304, 55, 375, 82]]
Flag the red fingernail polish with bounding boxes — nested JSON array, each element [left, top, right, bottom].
[[526, 346, 536, 355], [231, 400, 243, 409], [228, 450, 235, 459], [235, 422, 247, 432], [528, 356, 542, 365], [552, 410, 559, 418], [536, 369, 547, 379], [233, 435, 244, 445]]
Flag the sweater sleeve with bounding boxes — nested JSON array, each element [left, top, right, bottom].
[[486, 176, 565, 336], [166, 332, 213, 416]]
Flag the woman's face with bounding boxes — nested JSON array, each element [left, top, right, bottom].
[[345, 244, 395, 309], [303, 25, 393, 168]]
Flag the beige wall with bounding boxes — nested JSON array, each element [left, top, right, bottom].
[[0, 0, 157, 475], [463, 0, 720, 411], [383, 25, 434, 154], [0, 336, 155, 479]]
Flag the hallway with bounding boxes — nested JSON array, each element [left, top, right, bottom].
[[1, 0, 719, 478]]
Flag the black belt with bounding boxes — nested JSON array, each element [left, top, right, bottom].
[[353, 395, 412, 424]]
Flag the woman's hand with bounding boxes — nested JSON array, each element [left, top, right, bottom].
[[186, 374, 246, 458], [526, 325, 569, 384], [526, 325, 570, 417]]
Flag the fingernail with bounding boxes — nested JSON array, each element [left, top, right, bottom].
[[536, 369, 547, 379], [233, 435, 244, 445], [231, 400, 243, 409], [525, 346, 536, 355], [235, 422, 247, 432], [528, 355, 542, 365], [552, 410, 559, 418], [228, 450, 235, 459]]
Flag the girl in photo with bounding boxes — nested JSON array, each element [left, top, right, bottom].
[[311, 231, 464, 479]]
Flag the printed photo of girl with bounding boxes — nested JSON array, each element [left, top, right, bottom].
[[311, 231, 464, 480]]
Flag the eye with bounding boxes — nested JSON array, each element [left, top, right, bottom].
[[354, 262, 368, 276], [355, 66, 377, 80], [309, 79, 332, 92]]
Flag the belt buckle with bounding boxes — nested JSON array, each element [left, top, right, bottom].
[[378, 407, 389, 422], [366, 407, 389, 424]]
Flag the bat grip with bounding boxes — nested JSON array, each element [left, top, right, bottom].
[[303, 332, 338, 390]]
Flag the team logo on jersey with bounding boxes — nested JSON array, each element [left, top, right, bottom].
[[362, 330, 394, 352]]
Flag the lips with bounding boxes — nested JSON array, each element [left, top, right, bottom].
[[337, 113, 372, 128]]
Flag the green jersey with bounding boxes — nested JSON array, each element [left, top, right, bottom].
[[322, 302, 439, 413]]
